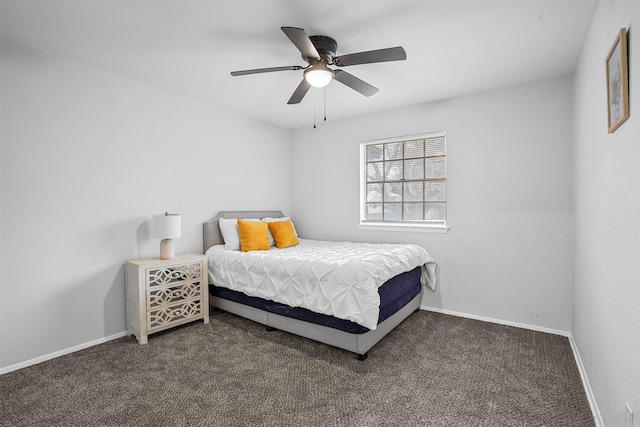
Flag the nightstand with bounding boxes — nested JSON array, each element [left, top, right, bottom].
[[125, 253, 209, 344]]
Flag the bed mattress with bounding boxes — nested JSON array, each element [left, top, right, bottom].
[[207, 238, 436, 330], [209, 266, 422, 334]]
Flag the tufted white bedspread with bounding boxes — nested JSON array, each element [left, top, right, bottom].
[[206, 239, 437, 330]]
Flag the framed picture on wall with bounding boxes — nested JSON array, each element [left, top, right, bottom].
[[606, 27, 629, 133]]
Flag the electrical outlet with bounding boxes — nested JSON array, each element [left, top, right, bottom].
[[626, 403, 634, 427]]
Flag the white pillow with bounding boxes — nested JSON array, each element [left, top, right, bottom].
[[219, 218, 260, 251], [261, 217, 298, 246]]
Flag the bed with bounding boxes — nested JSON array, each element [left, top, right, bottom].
[[203, 210, 437, 360]]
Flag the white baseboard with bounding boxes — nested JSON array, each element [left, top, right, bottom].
[[421, 305, 603, 426], [0, 331, 128, 375], [568, 334, 604, 427], [421, 305, 570, 337]]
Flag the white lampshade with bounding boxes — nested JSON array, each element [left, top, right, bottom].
[[152, 213, 181, 260], [152, 212, 181, 239], [304, 65, 333, 88]]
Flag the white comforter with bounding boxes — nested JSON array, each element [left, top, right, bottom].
[[207, 239, 437, 330]]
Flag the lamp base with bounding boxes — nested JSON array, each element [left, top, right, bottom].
[[159, 239, 175, 260]]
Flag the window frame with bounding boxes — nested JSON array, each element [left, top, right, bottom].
[[359, 132, 449, 233]]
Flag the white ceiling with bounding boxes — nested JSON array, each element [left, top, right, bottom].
[[0, 0, 598, 129]]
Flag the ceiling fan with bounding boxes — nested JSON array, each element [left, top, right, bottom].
[[230, 27, 407, 105]]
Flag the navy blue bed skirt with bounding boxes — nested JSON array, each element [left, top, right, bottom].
[[209, 266, 422, 334]]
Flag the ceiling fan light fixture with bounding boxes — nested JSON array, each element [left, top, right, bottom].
[[304, 65, 333, 88]]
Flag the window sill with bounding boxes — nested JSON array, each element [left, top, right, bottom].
[[358, 222, 450, 234]]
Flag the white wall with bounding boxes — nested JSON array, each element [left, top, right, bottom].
[[291, 76, 574, 333], [0, 40, 292, 369], [573, 1, 640, 426]]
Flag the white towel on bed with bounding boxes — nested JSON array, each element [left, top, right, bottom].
[[206, 239, 437, 330]]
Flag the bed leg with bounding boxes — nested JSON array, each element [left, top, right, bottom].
[[357, 352, 368, 361], [265, 326, 275, 332]]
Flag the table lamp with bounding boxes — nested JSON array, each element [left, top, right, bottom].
[[152, 212, 181, 260]]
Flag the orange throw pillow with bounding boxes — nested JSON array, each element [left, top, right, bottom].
[[237, 219, 270, 252], [267, 220, 299, 249]]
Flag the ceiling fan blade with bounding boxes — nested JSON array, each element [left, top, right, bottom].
[[231, 65, 302, 76], [334, 47, 406, 67], [287, 79, 311, 104], [281, 27, 321, 61], [333, 70, 379, 97]]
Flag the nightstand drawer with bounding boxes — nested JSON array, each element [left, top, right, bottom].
[[148, 298, 203, 331], [147, 281, 203, 308], [146, 262, 202, 288]]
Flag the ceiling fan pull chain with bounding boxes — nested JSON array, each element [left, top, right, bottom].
[[324, 87, 327, 122], [313, 88, 317, 129]]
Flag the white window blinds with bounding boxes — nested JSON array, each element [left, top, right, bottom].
[[362, 132, 446, 225]]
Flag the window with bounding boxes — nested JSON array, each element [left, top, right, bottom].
[[360, 132, 447, 230]]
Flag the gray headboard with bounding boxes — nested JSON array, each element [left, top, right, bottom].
[[203, 210, 285, 253]]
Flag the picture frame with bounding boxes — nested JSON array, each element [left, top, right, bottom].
[[606, 27, 629, 133]]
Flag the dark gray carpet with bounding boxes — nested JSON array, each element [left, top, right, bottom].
[[0, 310, 594, 426]]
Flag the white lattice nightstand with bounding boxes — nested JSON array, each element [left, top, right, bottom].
[[125, 253, 209, 344]]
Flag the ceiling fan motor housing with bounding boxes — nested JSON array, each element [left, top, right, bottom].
[[308, 35, 338, 64]]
